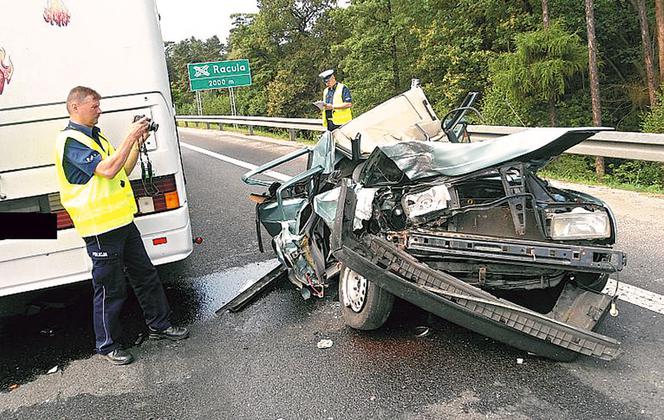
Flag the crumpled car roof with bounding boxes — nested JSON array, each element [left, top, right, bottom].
[[361, 127, 612, 183]]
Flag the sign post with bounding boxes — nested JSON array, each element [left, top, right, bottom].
[[195, 91, 202, 115]]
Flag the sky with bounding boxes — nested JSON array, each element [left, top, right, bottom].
[[155, 0, 259, 44]]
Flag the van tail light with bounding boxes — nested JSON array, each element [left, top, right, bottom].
[[164, 191, 179, 209], [55, 210, 74, 230], [131, 175, 181, 215]]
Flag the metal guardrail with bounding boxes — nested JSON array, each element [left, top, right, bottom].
[[176, 115, 323, 141], [175, 115, 664, 162]]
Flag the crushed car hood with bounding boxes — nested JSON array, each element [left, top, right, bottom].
[[361, 127, 613, 184]]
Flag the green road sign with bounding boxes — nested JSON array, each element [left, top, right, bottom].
[[187, 59, 252, 91]]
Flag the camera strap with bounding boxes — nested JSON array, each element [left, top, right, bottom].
[[139, 143, 159, 196]]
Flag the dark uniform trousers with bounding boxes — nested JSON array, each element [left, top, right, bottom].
[[83, 222, 172, 355], [326, 122, 341, 132]]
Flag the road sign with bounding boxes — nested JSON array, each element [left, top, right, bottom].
[[187, 59, 252, 91]]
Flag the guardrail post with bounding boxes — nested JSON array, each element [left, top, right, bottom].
[[184, 121, 189, 128], [206, 122, 210, 130], [218, 123, 224, 131], [248, 126, 254, 135], [288, 129, 296, 142]]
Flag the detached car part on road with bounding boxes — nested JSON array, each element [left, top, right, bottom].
[[242, 85, 626, 361]]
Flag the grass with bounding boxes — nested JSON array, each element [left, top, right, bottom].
[[540, 169, 664, 195], [179, 121, 664, 196]]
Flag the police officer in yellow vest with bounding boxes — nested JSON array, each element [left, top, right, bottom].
[[319, 69, 352, 131], [54, 86, 188, 366]]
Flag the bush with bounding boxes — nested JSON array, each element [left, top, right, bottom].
[[607, 160, 664, 188], [642, 90, 664, 133], [541, 154, 595, 181]]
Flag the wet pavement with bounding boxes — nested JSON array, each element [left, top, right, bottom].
[[0, 259, 280, 392]]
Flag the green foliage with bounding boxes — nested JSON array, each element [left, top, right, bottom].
[[484, 22, 588, 126], [332, 0, 418, 114], [606, 160, 664, 188], [165, 36, 225, 110], [642, 90, 664, 133], [540, 154, 596, 180], [225, 0, 340, 118]]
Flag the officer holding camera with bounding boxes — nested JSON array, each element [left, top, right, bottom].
[[54, 86, 189, 366]]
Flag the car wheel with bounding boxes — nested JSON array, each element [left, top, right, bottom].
[[573, 272, 609, 293], [339, 265, 394, 330]]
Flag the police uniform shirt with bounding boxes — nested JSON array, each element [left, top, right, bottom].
[[324, 83, 352, 120], [62, 121, 104, 185]]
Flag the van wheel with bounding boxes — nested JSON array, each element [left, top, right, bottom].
[[339, 265, 394, 330]]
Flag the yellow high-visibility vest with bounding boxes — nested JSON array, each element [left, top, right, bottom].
[[54, 129, 137, 237], [322, 82, 352, 128]]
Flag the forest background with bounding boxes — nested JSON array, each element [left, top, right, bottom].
[[164, 0, 664, 191]]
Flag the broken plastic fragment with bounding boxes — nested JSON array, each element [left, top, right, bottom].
[[353, 186, 378, 230], [516, 358, 524, 364], [47, 366, 58, 374], [317, 339, 333, 349]]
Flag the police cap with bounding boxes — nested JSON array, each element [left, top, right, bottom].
[[318, 69, 334, 82]]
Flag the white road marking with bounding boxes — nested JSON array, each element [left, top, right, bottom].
[[181, 142, 291, 182], [183, 141, 664, 317], [603, 278, 664, 315]]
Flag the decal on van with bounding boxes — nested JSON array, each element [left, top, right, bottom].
[[43, 0, 71, 27], [0, 48, 14, 95]]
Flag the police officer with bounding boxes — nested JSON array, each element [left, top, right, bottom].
[[319, 69, 352, 131], [54, 86, 188, 366]]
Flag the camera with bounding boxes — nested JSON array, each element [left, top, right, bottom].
[[133, 114, 159, 132]]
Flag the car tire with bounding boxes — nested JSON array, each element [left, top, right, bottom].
[[339, 265, 394, 330]]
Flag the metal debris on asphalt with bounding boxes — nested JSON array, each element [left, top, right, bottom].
[[317, 339, 333, 349], [39, 328, 55, 337], [414, 326, 430, 337]]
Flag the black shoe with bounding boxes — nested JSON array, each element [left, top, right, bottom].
[[149, 326, 189, 341], [103, 348, 134, 365]]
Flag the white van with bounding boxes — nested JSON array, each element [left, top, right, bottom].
[[0, 0, 193, 296]]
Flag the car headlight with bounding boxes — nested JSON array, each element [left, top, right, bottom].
[[548, 208, 611, 240], [402, 185, 451, 218]]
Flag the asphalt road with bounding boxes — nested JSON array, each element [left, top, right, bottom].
[[1, 128, 663, 419]]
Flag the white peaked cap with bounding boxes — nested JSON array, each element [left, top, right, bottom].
[[318, 69, 334, 80]]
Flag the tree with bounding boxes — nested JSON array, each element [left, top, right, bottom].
[[656, 0, 664, 83], [632, 0, 658, 106], [409, 0, 538, 114], [334, 0, 419, 114], [584, 0, 604, 177], [225, 1, 340, 117], [542, 0, 550, 28], [489, 23, 588, 126], [164, 36, 225, 113]]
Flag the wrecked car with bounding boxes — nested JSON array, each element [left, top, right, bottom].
[[241, 84, 626, 361]]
